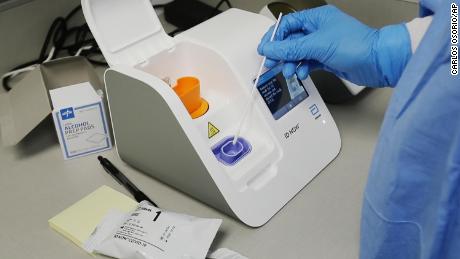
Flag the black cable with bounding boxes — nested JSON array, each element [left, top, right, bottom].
[[152, 4, 166, 8], [3, 1, 233, 91], [168, 28, 183, 37], [2, 5, 107, 91], [215, 0, 232, 11], [65, 5, 82, 20], [38, 17, 65, 61], [1, 59, 40, 91]]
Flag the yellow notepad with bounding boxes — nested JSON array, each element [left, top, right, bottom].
[[49, 185, 138, 248]]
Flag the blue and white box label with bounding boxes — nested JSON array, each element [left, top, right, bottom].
[[50, 82, 112, 160], [60, 107, 75, 120]]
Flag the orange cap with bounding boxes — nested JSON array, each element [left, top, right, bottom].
[[173, 77, 209, 119]]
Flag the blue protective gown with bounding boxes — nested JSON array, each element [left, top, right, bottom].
[[360, 1, 460, 259]]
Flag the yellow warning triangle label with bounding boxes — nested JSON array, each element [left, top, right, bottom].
[[208, 122, 220, 139]]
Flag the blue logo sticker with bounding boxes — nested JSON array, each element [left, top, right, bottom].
[[309, 104, 321, 119], [60, 107, 75, 120]]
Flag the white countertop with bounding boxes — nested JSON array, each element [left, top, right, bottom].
[[0, 76, 392, 258]]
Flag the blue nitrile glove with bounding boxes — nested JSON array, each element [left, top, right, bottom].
[[257, 5, 412, 87]]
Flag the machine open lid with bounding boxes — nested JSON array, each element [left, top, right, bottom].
[[82, 0, 174, 67]]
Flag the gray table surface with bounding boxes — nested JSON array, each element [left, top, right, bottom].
[[0, 84, 392, 259]]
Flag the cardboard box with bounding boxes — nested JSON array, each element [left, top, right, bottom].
[[50, 82, 112, 159], [0, 57, 112, 157]]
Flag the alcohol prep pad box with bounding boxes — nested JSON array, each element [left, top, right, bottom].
[[50, 82, 112, 159]]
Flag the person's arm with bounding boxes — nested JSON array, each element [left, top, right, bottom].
[[258, 5, 412, 88]]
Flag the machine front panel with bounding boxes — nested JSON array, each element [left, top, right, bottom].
[[100, 8, 341, 226]]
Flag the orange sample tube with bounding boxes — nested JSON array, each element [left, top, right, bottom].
[[173, 77, 209, 119]]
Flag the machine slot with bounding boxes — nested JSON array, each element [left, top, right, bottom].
[[138, 41, 281, 182]]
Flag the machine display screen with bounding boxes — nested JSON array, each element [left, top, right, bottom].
[[256, 64, 309, 120]]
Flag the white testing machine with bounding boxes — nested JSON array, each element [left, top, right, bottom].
[[82, 0, 341, 227]]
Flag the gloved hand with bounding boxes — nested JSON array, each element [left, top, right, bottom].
[[258, 5, 412, 87]]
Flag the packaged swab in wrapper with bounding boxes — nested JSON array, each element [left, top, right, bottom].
[[84, 201, 222, 259]]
